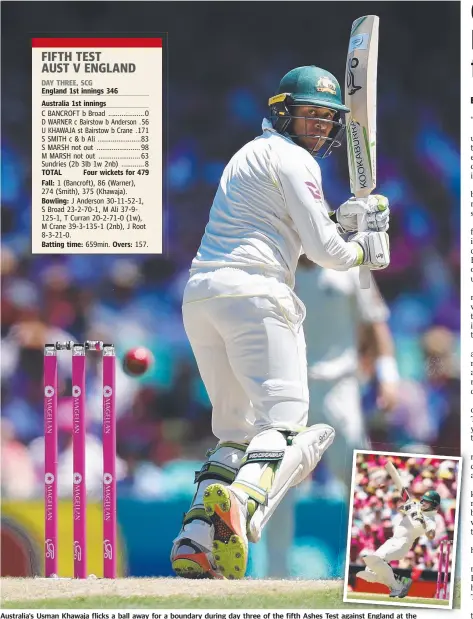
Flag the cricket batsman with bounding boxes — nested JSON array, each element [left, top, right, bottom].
[[171, 65, 391, 579], [357, 489, 440, 597]]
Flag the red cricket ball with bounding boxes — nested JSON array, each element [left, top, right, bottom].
[[123, 347, 154, 376]]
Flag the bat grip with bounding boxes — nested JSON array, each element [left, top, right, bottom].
[[357, 213, 371, 289]]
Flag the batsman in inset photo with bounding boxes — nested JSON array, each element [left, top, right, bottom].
[[344, 451, 461, 609]]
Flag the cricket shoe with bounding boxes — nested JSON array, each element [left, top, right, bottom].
[[397, 577, 413, 598], [203, 483, 248, 580], [171, 537, 223, 579], [389, 576, 412, 598], [388, 577, 403, 598]]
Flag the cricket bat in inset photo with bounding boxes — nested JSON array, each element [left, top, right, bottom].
[[385, 460, 411, 501], [345, 15, 379, 289]]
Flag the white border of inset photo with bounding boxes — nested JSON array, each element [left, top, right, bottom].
[[343, 449, 462, 610]]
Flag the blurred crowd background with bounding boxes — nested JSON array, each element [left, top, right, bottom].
[[1, 2, 460, 578], [350, 453, 458, 574]]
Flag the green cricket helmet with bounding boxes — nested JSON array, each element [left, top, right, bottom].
[[268, 65, 350, 158], [420, 489, 441, 511]]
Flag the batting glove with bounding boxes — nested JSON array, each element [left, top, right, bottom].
[[412, 512, 426, 525], [349, 230, 390, 270], [336, 195, 390, 233], [400, 499, 418, 514]]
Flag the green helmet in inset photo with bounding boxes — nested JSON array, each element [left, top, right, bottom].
[[420, 489, 441, 510], [268, 65, 349, 158]]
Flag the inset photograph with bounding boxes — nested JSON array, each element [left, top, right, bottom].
[[344, 451, 461, 609]]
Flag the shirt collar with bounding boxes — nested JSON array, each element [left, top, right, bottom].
[[262, 118, 296, 145], [262, 117, 277, 133]]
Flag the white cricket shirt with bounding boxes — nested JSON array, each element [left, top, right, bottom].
[[191, 119, 359, 288]]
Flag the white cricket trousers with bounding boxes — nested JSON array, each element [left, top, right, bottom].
[[182, 267, 309, 443], [374, 536, 412, 562]]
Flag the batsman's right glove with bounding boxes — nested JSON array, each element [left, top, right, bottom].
[[337, 194, 390, 233], [349, 230, 390, 270]]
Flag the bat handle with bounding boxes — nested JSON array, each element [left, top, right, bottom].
[[356, 213, 371, 289]]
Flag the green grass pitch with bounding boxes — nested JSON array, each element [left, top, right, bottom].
[[0, 578, 460, 610]]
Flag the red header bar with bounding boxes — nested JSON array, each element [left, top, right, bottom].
[[32, 38, 162, 48]]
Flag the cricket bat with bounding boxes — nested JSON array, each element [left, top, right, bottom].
[[345, 15, 379, 289], [385, 460, 411, 501]]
